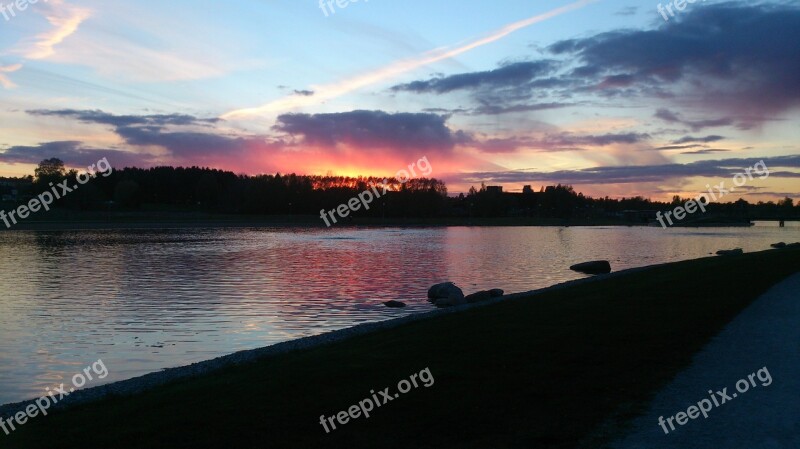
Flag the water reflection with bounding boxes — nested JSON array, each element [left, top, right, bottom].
[[0, 224, 797, 404]]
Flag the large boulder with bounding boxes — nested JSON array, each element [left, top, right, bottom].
[[428, 282, 464, 301], [434, 294, 468, 307], [488, 288, 504, 298], [570, 260, 611, 275], [427, 282, 466, 307], [465, 290, 493, 304], [771, 242, 786, 249]]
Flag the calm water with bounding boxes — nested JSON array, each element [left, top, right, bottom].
[[1, 223, 798, 405]]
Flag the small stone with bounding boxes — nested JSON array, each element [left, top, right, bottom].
[[570, 260, 612, 275], [383, 300, 406, 308], [465, 290, 493, 304]]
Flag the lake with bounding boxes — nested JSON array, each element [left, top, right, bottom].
[[0, 222, 797, 405]]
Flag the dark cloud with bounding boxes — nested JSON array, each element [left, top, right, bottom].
[[391, 3, 800, 124], [470, 102, 571, 116], [672, 135, 725, 144], [0, 141, 156, 167], [26, 109, 270, 162], [597, 74, 636, 89], [391, 61, 557, 94], [681, 149, 731, 155], [472, 132, 650, 153], [654, 108, 681, 123], [655, 144, 702, 150], [391, 61, 570, 114], [113, 126, 260, 158], [550, 3, 800, 121], [654, 109, 735, 131], [293, 90, 315, 97], [454, 155, 800, 185], [28, 109, 218, 128], [273, 110, 467, 152]]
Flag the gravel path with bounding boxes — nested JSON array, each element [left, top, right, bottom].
[[610, 273, 800, 449]]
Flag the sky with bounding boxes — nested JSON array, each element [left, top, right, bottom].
[[0, 0, 798, 200]]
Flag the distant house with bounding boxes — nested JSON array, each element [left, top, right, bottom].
[[486, 186, 503, 194], [522, 185, 533, 194]]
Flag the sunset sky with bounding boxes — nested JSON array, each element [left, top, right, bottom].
[[0, 0, 798, 200]]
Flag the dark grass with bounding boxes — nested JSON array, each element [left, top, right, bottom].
[[4, 248, 799, 449]]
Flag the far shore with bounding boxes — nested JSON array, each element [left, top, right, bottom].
[[0, 210, 792, 231]]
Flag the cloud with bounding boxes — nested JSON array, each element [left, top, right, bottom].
[[29, 109, 218, 128], [655, 144, 702, 151], [470, 132, 650, 153], [391, 61, 557, 94], [221, 0, 597, 119], [681, 149, 731, 155], [470, 102, 571, 116], [390, 3, 799, 122], [454, 155, 800, 185], [672, 135, 725, 144], [0, 141, 156, 168], [550, 3, 800, 122], [654, 109, 734, 131], [26, 109, 269, 164], [21, 0, 91, 60], [0, 64, 22, 89], [0, 1, 89, 90], [273, 110, 467, 153], [391, 61, 571, 115]]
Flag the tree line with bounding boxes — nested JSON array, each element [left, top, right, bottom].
[[0, 158, 796, 222]]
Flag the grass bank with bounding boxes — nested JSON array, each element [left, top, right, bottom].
[[4, 249, 800, 449]]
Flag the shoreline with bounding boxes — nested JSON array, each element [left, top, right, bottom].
[[1, 209, 792, 231], [1, 218, 790, 232], [0, 259, 666, 417], [3, 247, 798, 448]]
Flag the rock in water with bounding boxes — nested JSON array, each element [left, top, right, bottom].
[[569, 260, 611, 275], [434, 292, 468, 307], [771, 242, 786, 249], [465, 290, 493, 304], [383, 300, 406, 308], [427, 282, 465, 302], [488, 289, 504, 297], [716, 248, 744, 256]]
